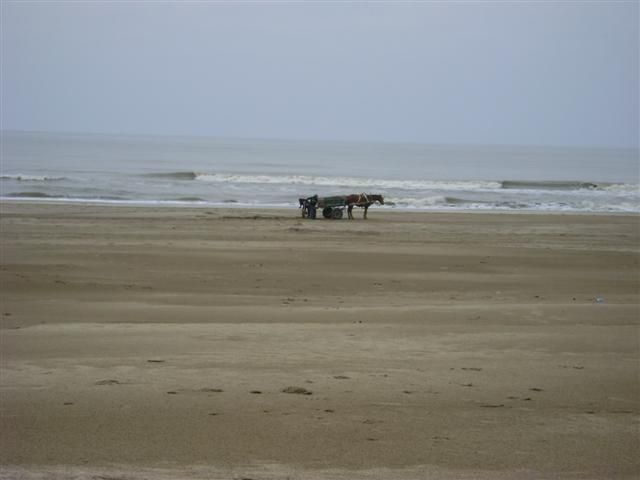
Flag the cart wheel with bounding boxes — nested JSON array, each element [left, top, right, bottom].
[[322, 207, 333, 219], [332, 208, 343, 220]]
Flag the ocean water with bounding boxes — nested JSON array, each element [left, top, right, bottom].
[[1, 131, 638, 213]]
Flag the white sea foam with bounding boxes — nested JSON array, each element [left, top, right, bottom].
[[194, 173, 502, 191], [600, 183, 640, 194]]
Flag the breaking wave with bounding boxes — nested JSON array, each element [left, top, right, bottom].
[[501, 180, 600, 190], [143, 171, 198, 180], [173, 196, 207, 202], [6, 192, 127, 201], [146, 171, 503, 190], [7, 192, 61, 198], [143, 171, 637, 195], [1, 174, 68, 182]]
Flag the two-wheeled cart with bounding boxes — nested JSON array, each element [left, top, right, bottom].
[[299, 195, 347, 219]]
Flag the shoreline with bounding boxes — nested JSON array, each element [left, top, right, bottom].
[[2, 197, 639, 216], [1, 202, 638, 478]]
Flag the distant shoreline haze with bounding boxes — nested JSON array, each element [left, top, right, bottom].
[[2, 129, 638, 152]]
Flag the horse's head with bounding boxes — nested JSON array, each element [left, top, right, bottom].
[[373, 194, 384, 205]]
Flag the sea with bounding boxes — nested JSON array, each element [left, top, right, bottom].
[[1, 131, 638, 214]]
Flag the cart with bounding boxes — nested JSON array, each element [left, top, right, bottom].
[[318, 196, 348, 219], [299, 195, 347, 219]]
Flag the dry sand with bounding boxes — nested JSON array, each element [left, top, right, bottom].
[[1, 202, 638, 479]]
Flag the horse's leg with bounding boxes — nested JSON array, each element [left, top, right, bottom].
[[348, 205, 353, 219], [363, 205, 368, 219]]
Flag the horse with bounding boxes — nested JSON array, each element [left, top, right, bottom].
[[346, 193, 384, 220]]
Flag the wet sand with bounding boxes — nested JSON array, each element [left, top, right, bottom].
[[1, 203, 638, 479]]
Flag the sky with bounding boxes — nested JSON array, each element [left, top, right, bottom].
[[1, 1, 638, 148]]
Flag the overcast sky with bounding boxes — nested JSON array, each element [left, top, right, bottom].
[[2, 1, 638, 147]]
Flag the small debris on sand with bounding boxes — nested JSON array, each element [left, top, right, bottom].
[[282, 386, 312, 395], [95, 379, 121, 386]]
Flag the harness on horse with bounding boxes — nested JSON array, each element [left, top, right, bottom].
[[355, 193, 370, 205]]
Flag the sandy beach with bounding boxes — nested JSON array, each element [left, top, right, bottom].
[[1, 202, 638, 479]]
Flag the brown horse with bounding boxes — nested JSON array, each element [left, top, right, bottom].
[[346, 193, 384, 219]]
